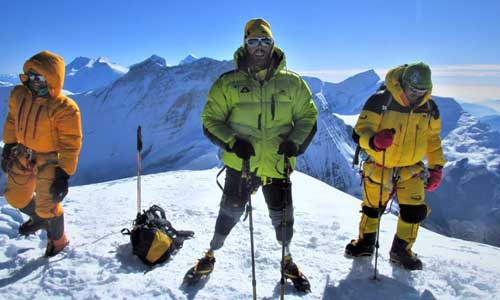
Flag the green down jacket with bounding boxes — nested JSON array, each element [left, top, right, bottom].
[[201, 46, 318, 179]]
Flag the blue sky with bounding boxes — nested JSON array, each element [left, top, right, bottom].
[[1, 0, 499, 102]]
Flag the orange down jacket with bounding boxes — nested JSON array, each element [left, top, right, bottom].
[[2, 51, 82, 175]]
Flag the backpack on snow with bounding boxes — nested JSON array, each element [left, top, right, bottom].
[[121, 205, 194, 266]]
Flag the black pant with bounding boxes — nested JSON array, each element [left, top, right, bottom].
[[211, 167, 294, 250], [20, 197, 64, 240]]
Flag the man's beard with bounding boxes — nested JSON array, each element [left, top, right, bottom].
[[248, 51, 272, 71]]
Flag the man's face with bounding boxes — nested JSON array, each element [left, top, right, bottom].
[[27, 70, 47, 92], [245, 37, 274, 70], [403, 82, 427, 104]]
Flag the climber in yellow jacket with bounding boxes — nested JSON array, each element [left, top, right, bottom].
[[1, 50, 82, 257], [345, 62, 446, 270]]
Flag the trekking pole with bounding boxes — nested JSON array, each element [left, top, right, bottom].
[[280, 155, 291, 300], [137, 126, 143, 215], [242, 159, 257, 300], [372, 149, 386, 281]]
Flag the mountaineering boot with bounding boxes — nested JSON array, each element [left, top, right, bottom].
[[18, 217, 47, 236], [183, 250, 216, 285], [45, 233, 69, 257], [283, 255, 311, 292], [345, 232, 376, 257], [389, 235, 423, 270]]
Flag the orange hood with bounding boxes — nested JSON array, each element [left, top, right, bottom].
[[23, 50, 65, 98]]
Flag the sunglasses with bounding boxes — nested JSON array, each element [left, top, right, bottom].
[[245, 37, 274, 47], [405, 82, 427, 95], [23, 72, 46, 83]]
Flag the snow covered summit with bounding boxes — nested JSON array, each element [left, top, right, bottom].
[[64, 56, 129, 93], [1, 169, 499, 300]]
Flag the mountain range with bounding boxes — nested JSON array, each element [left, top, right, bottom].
[[0, 54, 499, 248]]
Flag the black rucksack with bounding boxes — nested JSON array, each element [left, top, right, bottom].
[[121, 205, 194, 266]]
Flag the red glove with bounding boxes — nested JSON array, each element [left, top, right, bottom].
[[426, 168, 443, 191], [370, 129, 395, 151]]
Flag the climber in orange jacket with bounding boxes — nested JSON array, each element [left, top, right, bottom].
[[1, 50, 82, 257]]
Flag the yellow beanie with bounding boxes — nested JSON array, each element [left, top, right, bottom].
[[244, 18, 273, 40]]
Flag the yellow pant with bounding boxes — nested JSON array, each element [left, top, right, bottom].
[[357, 161, 428, 250], [4, 148, 63, 219]]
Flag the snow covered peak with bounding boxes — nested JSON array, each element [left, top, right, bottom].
[[179, 54, 199, 65], [129, 55, 167, 73], [66, 57, 93, 74], [303, 70, 382, 114], [64, 56, 128, 93], [340, 69, 380, 88]]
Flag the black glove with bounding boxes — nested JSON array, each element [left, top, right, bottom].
[[231, 138, 255, 160], [50, 167, 70, 203], [1, 143, 17, 173], [278, 140, 299, 157]]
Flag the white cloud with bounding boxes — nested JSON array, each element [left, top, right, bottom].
[[432, 84, 500, 103], [431, 64, 500, 78]]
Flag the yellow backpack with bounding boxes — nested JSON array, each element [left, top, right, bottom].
[[122, 205, 194, 265]]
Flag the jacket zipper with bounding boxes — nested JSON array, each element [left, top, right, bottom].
[[271, 95, 276, 120], [32, 105, 43, 139], [412, 124, 419, 160]]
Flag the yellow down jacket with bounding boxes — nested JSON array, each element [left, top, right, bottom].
[[353, 65, 446, 169]]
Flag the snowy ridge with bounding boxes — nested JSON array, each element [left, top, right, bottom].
[[424, 111, 500, 246], [460, 102, 499, 118], [0, 81, 13, 87], [303, 69, 382, 114], [480, 115, 500, 132], [442, 112, 500, 171], [64, 56, 129, 93], [0, 169, 499, 300], [70, 56, 233, 185], [0, 74, 18, 85]]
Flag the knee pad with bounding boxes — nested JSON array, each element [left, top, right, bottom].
[[399, 204, 427, 224], [362, 205, 380, 219]]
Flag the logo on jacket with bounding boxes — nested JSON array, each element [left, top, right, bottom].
[[240, 87, 251, 93]]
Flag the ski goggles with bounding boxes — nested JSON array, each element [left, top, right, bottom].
[[405, 82, 427, 96], [20, 72, 46, 83], [245, 37, 274, 47]]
